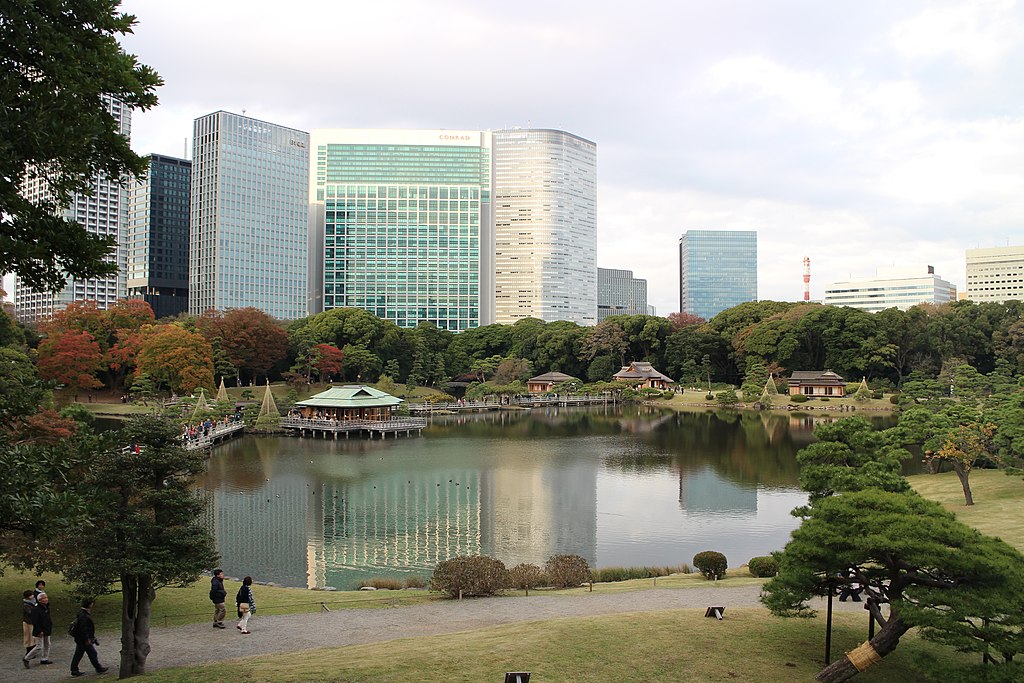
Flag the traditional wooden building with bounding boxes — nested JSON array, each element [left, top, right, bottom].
[[788, 370, 847, 397], [612, 362, 675, 390], [526, 371, 580, 394], [293, 385, 402, 420]]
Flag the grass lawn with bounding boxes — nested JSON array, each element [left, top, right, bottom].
[[909, 468, 1024, 553], [135, 608, 966, 683]]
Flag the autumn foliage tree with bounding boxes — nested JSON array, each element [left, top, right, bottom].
[[36, 330, 104, 399], [925, 422, 997, 506], [135, 325, 214, 395], [198, 308, 288, 383], [310, 343, 344, 382]]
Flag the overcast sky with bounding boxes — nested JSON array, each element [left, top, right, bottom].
[[118, 0, 1024, 317]]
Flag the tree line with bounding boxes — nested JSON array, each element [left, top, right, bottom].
[[22, 298, 1024, 399]]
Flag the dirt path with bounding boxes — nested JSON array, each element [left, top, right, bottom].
[[4, 585, 862, 680]]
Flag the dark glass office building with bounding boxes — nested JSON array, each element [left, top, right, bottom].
[[679, 230, 757, 320], [127, 154, 191, 318]]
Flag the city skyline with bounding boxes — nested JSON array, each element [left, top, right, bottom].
[[117, 1, 1024, 317]]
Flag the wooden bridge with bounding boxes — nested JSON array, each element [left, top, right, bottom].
[[405, 394, 615, 414], [279, 416, 427, 439], [182, 421, 246, 451]]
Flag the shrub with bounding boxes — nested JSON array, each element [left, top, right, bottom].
[[790, 394, 809, 403], [430, 555, 509, 598], [872, 390, 884, 400], [692, 551, 728, 580], [545, 554, 592, 588], [663, 390, 674, 399], [819, 397, 830, 402], [362, 577, 404, 590], [705, 392, 714, 401], [747, 556, 778, 578], [591, 564, 691, 583], [508, 563, 545, 591], [889, 394, 900, 404], [716, 388, 739, 406], [404, 575, 427, 589], [639, 387, 664, 399]]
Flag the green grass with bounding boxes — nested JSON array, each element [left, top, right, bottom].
[[134, 608, 966, 683], [656, 391, 894, 413], [909, 468, 1024, 552]]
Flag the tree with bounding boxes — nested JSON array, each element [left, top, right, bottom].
[[135, 325, 214, 395], [763, 489, 1024, 682], [667, 312, 705, 329], [1, 2, 161, 292], [796, 417, 909, 502], [36, 330, 105, 400], [925, 422, 996, 506], [580, 320, 627, 365], [310, 343, 344, 383], [493, 358, 532, 385], [62, 415, 218, 678], [198, 308, 289, 383]]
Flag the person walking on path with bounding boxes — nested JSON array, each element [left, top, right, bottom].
[[32, 580, 45, 602], [210, 569, 227, 629], [23, 592, 53, 668], [235, 576, 255, 634], [21, 590, 35, 655], [70, 599, 108, 677]]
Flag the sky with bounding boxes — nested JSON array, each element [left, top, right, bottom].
[[116, 0, 1024, 317]]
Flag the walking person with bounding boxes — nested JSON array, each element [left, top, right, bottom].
[[32, 579, 45, 602], [23, 592, 53, 668], [70, 598, 109, 677], [21, 590, 35, 655], [235, 576, 255, 634], [210, 569, 227, 629]]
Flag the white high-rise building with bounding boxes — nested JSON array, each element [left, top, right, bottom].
[[190, 111, 309, 319], [15, 95, 130, 322], [824, 265, 956, 312], [493, 129, 597, 325], [965, 246, 1024, 303]]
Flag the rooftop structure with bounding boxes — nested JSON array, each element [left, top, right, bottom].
[[613, 361, 674, 390], [823, 265, 955, 312], [965, 246, 1024, 303]]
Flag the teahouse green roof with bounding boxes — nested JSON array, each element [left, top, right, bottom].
[[295, 385, 403, 409]]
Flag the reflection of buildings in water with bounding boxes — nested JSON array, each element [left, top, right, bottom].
[[480, 443, 597, 568], [307, 469, 483, 589], [208, 474, 313, 588], [677, 466, 757, 514]]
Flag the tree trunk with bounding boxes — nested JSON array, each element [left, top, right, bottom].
[[814, 615, 910, 682], [954, 464, 974, 506], [119, 573, 155, 679]]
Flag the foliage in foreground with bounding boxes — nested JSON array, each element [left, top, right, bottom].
[[692, 551, 729, 580], [430, 556, 509, 598]]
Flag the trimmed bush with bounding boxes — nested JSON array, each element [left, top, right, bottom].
[[872, 390, 884, 400], [430, 555, 509, 598], [716, 388, 739, 406], [508, 563, 546, 592], [591, 564, 691, 583], [889, 394, 901, 404], [545, 554, 592, 588], [819, 397, 830, 402], [705, 392, 714, 401], [362, 577, 404, 590], [404, 575, 427, 589], [693, 551, 728, 580], [747, 556, 778, 578], [790, 394, 809, 403]]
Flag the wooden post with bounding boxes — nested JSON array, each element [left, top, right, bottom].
[[825, 588, 834, 665]]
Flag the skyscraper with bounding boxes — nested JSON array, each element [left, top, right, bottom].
[[15, 95, 131, 322], [678, 230, 757, 320], [597, 267, 648, 321], [309, 129, 494, 331], [493, 129, 597, 325], [126, 154, 191, 318], [965, 246, 1024, 303], [190, 111, 308, 319]]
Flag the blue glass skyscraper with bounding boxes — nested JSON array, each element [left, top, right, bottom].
[[679, 230, 757, 320], [190, 111, 309, 319]]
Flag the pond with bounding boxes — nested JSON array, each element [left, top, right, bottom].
[[197, 406, 891, 589]]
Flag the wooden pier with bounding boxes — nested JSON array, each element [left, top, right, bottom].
[[280, 417, 427, 439], [405, 394, 614, 414]]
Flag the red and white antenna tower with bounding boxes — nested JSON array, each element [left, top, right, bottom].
[[803, 257, 811, 301]]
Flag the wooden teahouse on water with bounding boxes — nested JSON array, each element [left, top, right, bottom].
[[281, 385, 426, 439]]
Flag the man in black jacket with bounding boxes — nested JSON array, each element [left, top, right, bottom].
[[70, 598, 108, 677], [23, 592, 53, 667], [210, 569, 227, 629]]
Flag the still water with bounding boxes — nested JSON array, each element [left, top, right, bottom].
[[199, 406, 867, 590]]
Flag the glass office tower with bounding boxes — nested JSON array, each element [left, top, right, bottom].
[[597, 267, 648, 321], [679, 230, 757, 320], [15, 95, 131, 322], [309, 129, 494, 331], [190, 111, 309, 319], [126, 154, 191, 318], [493, 129, 597, 325]]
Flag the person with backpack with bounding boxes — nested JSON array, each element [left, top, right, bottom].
[[70, 598, 108, 677], [235, 576, 255, 634], [210, 569, 227, 629], [23, 592, 53, 667]]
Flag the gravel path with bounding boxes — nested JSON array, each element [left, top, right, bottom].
[[4, 585, 863, 680]]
